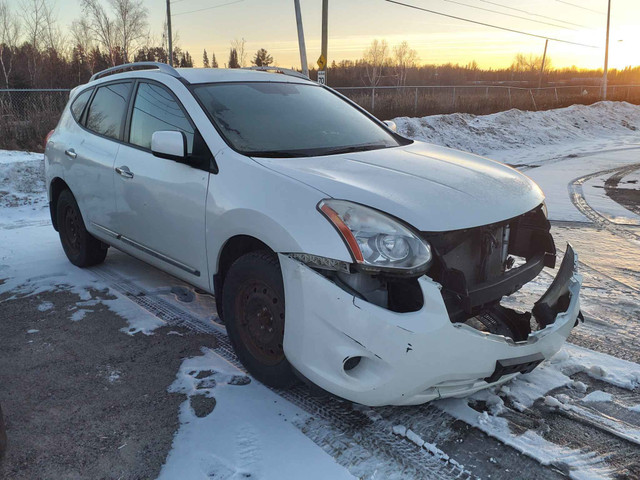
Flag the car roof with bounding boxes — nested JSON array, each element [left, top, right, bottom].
[[176, 68, 315, 85], [85, 66, 315, 87]]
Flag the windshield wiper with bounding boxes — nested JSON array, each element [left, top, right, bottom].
[[320, 143, 391, 156], [248, 150, 310, 158]]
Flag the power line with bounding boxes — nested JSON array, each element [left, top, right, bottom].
[[173, 0, 244, 17], [437, 0, 578, 31], [384, 0, 599, 48], [478, 0, 589, 29], [555, 0, 605, 15]]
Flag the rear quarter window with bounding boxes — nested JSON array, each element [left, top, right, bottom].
[[70, 88, 93, 122], [85, 82, 132, 140]]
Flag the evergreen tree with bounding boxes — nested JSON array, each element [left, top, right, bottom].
[[228, 48, 240, 68], [252, 48, 273, 67], [203, 49, 210, 68], [210, 51, 218, 68]]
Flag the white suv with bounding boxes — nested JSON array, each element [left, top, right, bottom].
[[44, 63, 582, 406]]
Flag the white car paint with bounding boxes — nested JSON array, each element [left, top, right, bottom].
[[45, 65, 581, 406], [279, 252, 581, 406]]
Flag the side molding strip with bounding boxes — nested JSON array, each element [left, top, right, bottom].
[[91, 222, 201, 277]]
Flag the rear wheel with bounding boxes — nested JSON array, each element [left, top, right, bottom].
[[56, 189, 108, 267], [222, 251, 295, 388]]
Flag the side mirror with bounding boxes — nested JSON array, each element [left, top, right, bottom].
[[151, 131, 187, 161], [383, 120, 397, 132]]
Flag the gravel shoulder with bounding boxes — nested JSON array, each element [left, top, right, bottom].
[[0, 285, 216, 480]]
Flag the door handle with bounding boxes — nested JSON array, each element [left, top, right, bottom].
[[115, 166, 134, 179], [64, 148, 77, 159]]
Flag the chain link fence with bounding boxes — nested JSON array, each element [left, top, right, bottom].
[[335, 84, 640, 120], [2, 85, 640, 152], [0, 89, 71, 152]]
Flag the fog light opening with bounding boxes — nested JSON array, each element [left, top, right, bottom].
[[343, 356, 362, 372]]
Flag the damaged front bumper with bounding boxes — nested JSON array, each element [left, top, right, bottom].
[[279, 245, 582, 407]]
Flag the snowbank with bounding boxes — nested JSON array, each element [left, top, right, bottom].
[[394, 101, 640, 164]]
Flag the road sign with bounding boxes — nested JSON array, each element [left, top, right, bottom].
[[317, 54, 326, 71], [317, 70, 326, 85]]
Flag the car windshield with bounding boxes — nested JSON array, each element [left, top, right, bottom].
[[192, 82, 406, 157]]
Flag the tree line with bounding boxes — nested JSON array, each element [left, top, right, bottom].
[[0, 0, 277, 89]]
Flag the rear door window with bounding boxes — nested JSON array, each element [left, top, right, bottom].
[[70, 88, 93, 122], [85, 82, 132, 140], [129, 82, 194, 154]]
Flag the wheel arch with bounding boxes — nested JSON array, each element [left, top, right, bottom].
[[49, 177, 71, 231], [213, 234, 273, 320]]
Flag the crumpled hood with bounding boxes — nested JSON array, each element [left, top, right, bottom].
[[253, 141, 544, 232]]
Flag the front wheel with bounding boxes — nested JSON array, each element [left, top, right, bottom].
[[222, 251, 296, 388], [56, 189, 108, 267]]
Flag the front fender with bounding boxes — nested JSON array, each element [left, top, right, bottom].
[[205, 150, 353, 277]]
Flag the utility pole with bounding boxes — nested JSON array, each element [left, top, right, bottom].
[[319, 0, 328, 84], [538, 38, 548, 89], [602, 0, 611, 100], [166, 0, 173, 66], [293, 0, 308, 76]]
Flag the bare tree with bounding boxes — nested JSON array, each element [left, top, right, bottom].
[[110, 0, 147, 63], [511, 53, 552, 74], [231, 37, 246, 67], [363, 39, 389, 86], [70, 18, 96, 75], [393, 41, 418, 86], [0, 0, 20, 88], [21, 0, 50, 83], [81, 0, 117, 66], [22, 0, 46, 51], [42, 1, 66, 54]]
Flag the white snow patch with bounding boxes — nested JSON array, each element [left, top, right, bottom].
[[37, 301, 54, 312], [26, 329, 39, 334], [0, 150, 42, 165], [582, 390, 614, 403], [394, 101, 640, 166], [159, 348, 353, 480], [391, 424, 466, 469], [70, 309, 88, 322], [108, 370, 121, 383], [437, 398, 614, 480]]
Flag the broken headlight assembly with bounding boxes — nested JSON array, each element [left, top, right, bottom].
[[317, 199, 433, 275]]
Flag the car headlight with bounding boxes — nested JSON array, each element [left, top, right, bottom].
[[318, 199, 432, 274]]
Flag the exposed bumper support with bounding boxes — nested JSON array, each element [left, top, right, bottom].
[[279, 245, 582, 406]]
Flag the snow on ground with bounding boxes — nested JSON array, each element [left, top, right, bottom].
[[394, 101, 640, 166], [0, 150, 48, 228], [436, 344, 640, 480], [159, 349, 353, 480]]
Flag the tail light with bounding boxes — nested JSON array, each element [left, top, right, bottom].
[[44, 129, 55, 149]]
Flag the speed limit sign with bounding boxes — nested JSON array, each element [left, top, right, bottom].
[[317, 70, 326, 85]]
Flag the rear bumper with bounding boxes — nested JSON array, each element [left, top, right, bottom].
[[279, 246, 582, 406]]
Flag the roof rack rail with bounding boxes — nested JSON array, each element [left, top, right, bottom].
[[243, 66, 310, 81], [90, 62, 181, 82]]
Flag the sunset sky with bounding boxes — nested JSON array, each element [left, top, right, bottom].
[[51, 0, 638, 70]]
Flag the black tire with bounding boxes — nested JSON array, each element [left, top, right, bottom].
[[56, 189, 108, 267], [0, 403, 6, 458], [222, 251, 296, 388]]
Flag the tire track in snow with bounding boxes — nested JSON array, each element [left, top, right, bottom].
[[568, 163, 640, 244]]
